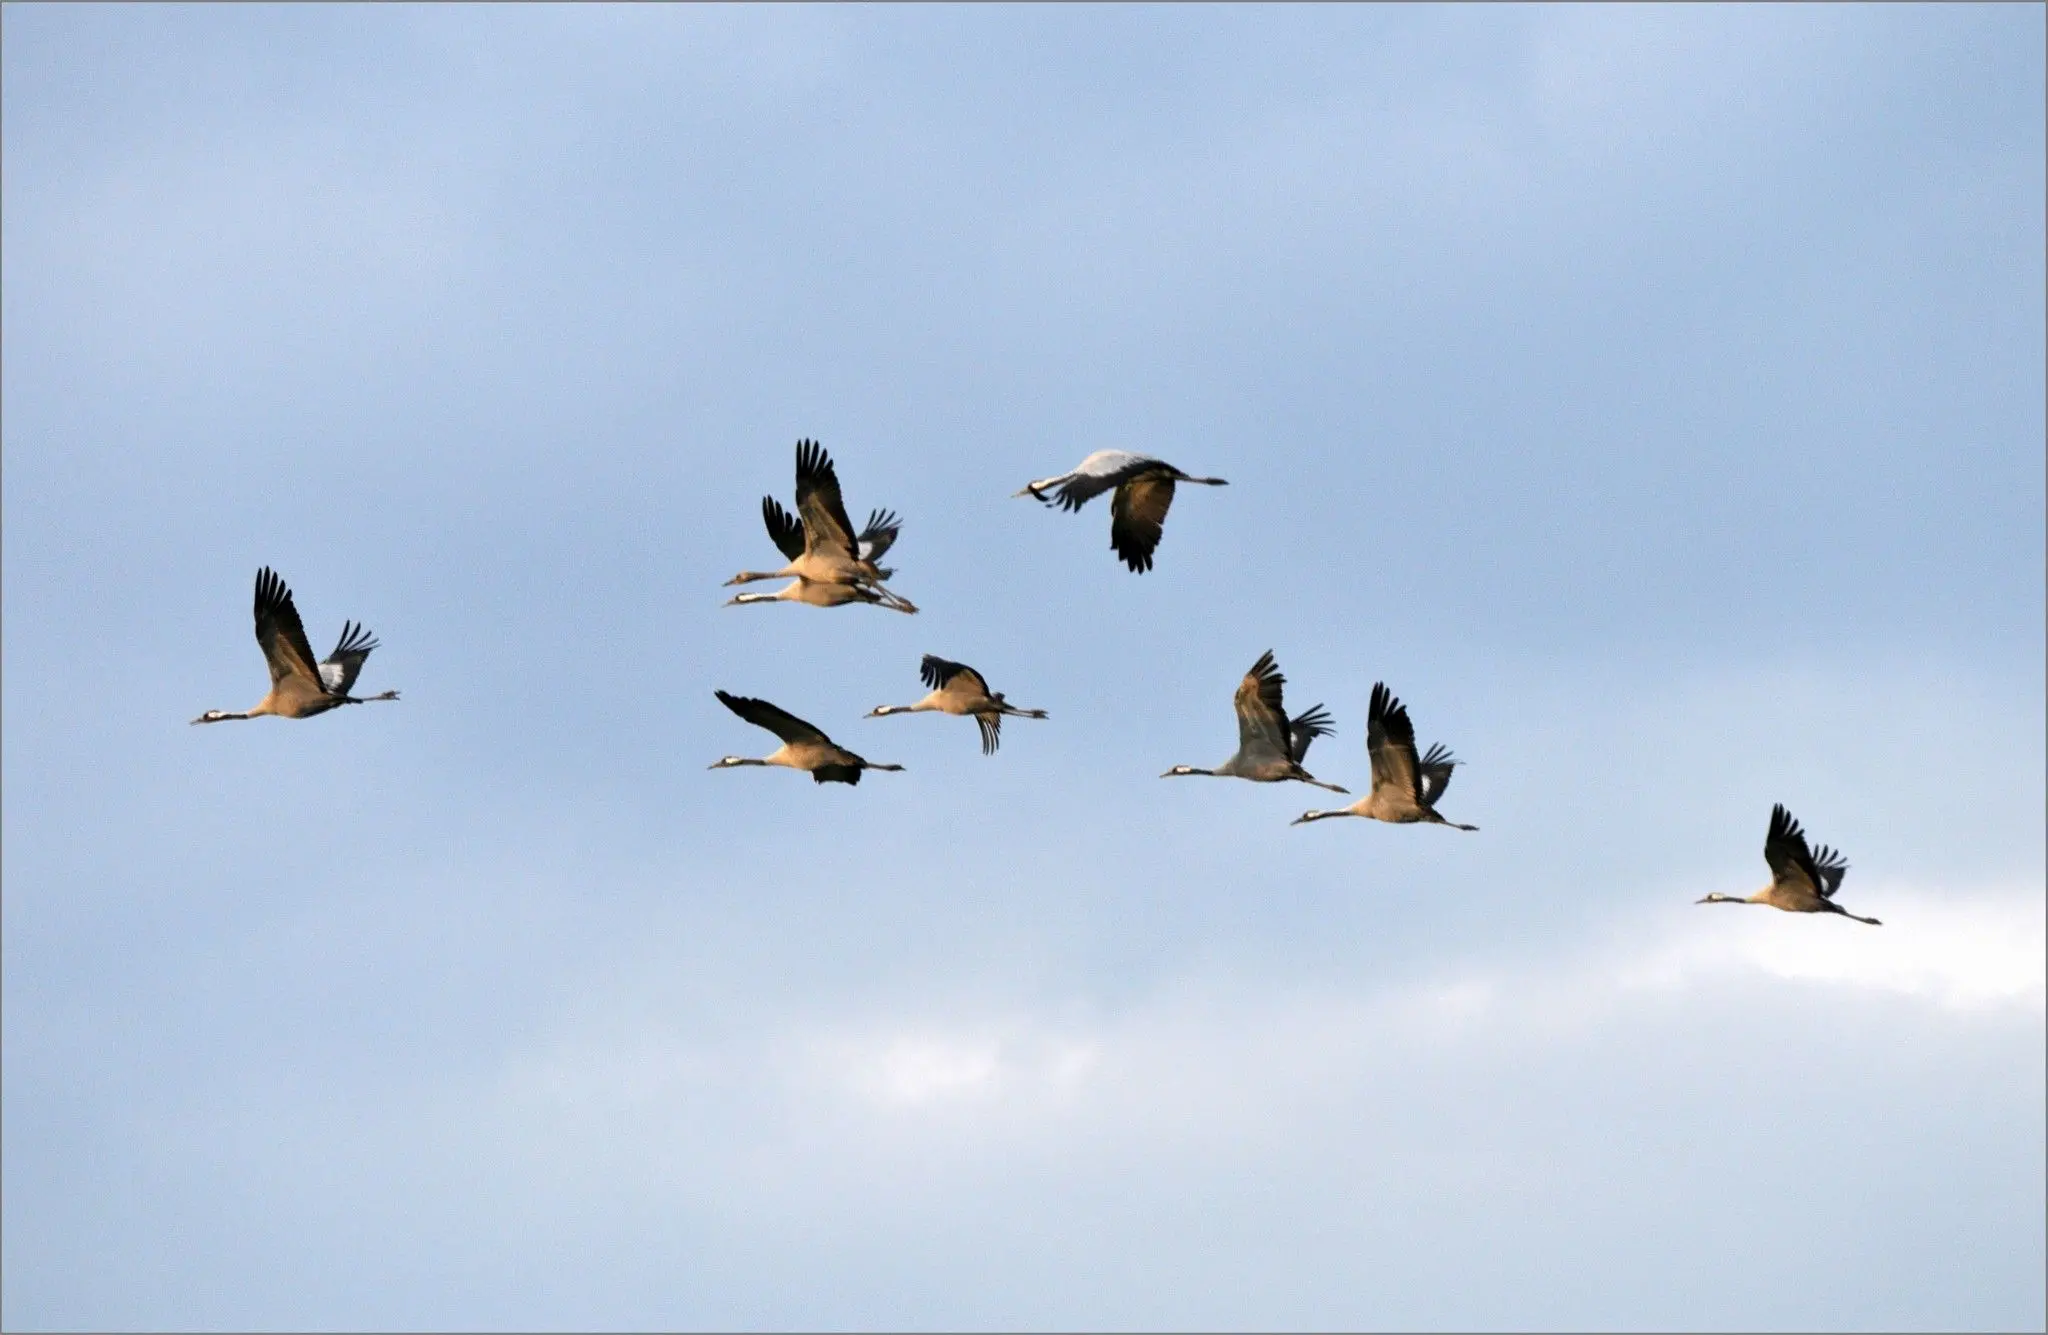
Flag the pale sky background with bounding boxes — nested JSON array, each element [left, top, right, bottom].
[[3, 5, 2043, 1331]]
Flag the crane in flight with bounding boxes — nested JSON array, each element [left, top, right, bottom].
[[1014, 451, 1226, 573], [865, 655, 1048, 755], [1292, 682, 1477, 830], [1697, 804, 1879, 924], [1162, 650, 1346, 792], [725, 439, 916, 611], [191, 567, 400, 724], [710, 690, 905, 785]]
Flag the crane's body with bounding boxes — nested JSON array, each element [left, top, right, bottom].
[[726, 577, 909, 611], [1163, 650, 1346, 792], [866, 655, 1048, 754], [1294, 682, 1476, 830], [710, 690, 905, 785], [726, 439, 916, 611], [1698, 804, 1879, 924], [191, 567, 400, 724], [1015, 450, 1227, 573]]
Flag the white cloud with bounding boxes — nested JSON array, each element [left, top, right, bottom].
[[809, 1028, 1100, 1110], [495, 882, 2041, 1158]]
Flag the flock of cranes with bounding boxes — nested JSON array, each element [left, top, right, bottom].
[[192, 438, 1882, 926]]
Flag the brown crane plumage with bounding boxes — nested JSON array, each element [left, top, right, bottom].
[[1161, 650, 1346, 791], [710, 690, 905, 785], [865, 655, 1048, 755], [1697, 804, 1879, 924], [1293, 682, 1476, 830], [725, 439, 916, 611], [191, 568, 400, 724]]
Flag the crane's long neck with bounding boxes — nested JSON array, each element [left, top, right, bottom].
[[725, 568, 793, 587], [869, 701, 939, 718], [1291, 808, 1358, 824]]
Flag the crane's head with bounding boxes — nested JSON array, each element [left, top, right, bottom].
[[1695, 892, 1745, 905], [1159, 765, 1209, 778], [189, 709, 242, 725], [707, 755, 759, 769], [865, 705, 908, 718]]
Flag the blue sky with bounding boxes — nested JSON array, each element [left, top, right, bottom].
[[3, 5, 2042, 1330]]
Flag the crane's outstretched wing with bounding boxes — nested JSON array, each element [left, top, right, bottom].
[[761, 496, 806, 561], [858, 508, 902, 565], [1233, 650, 1293, 765], [1366, 682, 1424, 802], [1765, 805, 1847, 898], [794, 439, 862, 560], [320, 620, 380, 696], [920, 655, 989, 699], [715, 690, 829, 746], [1417, 741, 1459, 807], [253, 567, 326, 695], [975, 713, 1001, 755], [1288, 703, 1335, 764], [1110, 473, 1176, 573], [1034, 451, 1161, 511], [1763, 804, 1831, 897]]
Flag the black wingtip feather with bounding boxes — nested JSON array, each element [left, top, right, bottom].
[[795, 438, 833, 482], [1292, 703, 1336, 739], [255, 566, 293, 612]]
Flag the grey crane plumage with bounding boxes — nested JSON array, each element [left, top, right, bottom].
[[725, 439, 917, 612], [1293, 682, 1476, 829], [1697, 804, 1878, 924], [191, 567, 401, 724], [709, 690, 905, 785], [1162, 650, 1347, 792], [865, 655, 1048, 755], [1014, 450, 1227, 573]]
